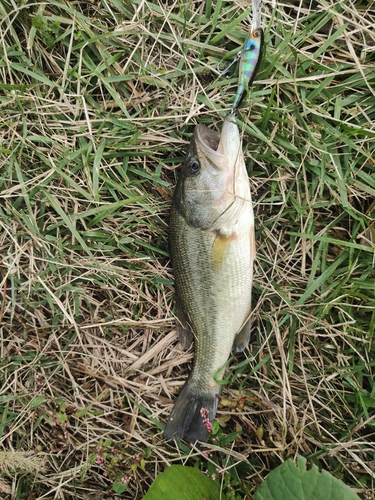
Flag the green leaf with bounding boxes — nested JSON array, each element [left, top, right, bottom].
[[143, 465, 220, 500], [113, 482, 128, 494], [254, 456, 360, 500], [30, 396, 46, 408]]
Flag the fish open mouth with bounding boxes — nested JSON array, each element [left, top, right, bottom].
[[195, 125, 221, 155], [194, 114, 240, 174]]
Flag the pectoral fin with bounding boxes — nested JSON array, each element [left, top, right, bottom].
[[233, 316, 252, 352], [211, 232, 231, 271], [175, 293, 194, 349]]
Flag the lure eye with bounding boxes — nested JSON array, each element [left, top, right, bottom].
[[188, 159, 201, 175], [253, 29, 261, 38]]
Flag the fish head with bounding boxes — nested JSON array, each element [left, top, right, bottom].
[[173, 114, 251, 233]]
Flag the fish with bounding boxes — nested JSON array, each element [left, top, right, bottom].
[[164, 114, 255, 443]]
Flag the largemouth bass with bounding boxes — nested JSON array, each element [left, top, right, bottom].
[[164, 114, 255, 443]]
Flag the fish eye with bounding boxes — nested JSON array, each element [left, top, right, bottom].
[[188, 159, 200, 175]]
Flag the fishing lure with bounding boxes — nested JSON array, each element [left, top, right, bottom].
[[231, 26, 263, 112], [219, 0, 264, 113]]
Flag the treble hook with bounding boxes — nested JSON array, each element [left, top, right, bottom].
[[216, 50, 242, 76], [217, 0, 263, 78]]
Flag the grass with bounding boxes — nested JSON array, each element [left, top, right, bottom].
[[0, 0, 374, 498]]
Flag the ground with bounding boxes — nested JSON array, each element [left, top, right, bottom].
[[0, 0, 374, 498]]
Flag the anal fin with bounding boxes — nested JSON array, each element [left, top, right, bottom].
[[233, 316, 251, 352]]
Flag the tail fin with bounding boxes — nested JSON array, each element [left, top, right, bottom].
[[164, 379, 219, 444]]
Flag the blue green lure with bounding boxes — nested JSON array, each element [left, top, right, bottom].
[[231, 27, 264, 112], [218, 0, 264, 113]]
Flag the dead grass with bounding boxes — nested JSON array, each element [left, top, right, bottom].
[[0, 0, 375, 498]]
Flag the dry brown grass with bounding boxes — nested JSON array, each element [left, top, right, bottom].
[[0, 0, 375, 498]]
